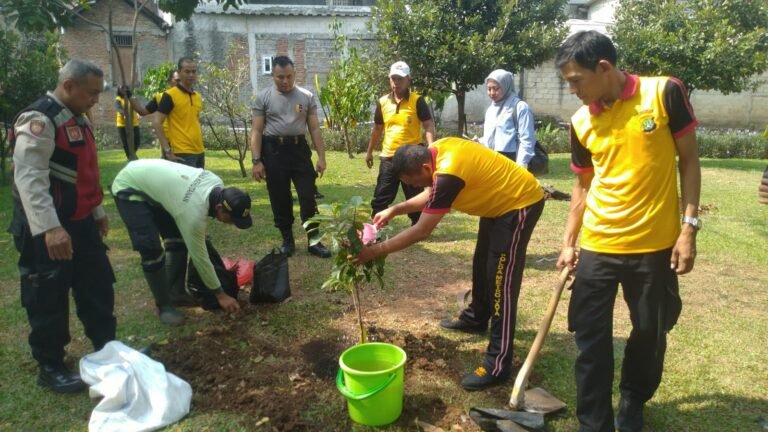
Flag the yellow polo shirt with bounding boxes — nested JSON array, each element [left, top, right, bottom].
[[423, 137, 543, 218], [375, 90, 431, 157], [157, 85, 204, 154], [570, 73, 698, 253], [115, 95, 139, 127]]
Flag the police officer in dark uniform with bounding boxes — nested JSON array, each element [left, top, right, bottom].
[[7, 59, 116, 393], [250, 56, 331, 258]]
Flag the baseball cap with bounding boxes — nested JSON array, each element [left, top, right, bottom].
[[221, 187, 253, 229], [389, 61, 410, 77]]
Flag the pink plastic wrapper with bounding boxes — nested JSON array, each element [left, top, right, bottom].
[[361, 223, 378, 244]]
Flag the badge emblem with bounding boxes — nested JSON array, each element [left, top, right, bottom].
[[30, 120, 46, 136], [65, 126, 83, 142], [641, 118, 656, 132], [296, 104, 303, 113]]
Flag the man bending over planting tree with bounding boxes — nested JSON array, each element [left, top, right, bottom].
[[353, 137, 544, 391]]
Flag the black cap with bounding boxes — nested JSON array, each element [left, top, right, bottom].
[[221, 187, 252, 229]]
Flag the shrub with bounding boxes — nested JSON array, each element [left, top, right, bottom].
[[536, 122, 569, 154], [321, 125, 371, 155], [696, 128, 768, 159]]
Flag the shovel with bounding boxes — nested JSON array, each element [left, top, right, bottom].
[[508, 266, 570, 414]]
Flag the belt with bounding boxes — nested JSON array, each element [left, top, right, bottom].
[[264, 135, 304, 145]]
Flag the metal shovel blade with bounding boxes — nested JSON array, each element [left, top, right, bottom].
[[521, 387, 566, 414]]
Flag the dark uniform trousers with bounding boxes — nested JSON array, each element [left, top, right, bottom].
[[568, 248, 682, 432], [262, 135, 319, 232], [460, 199, 544, 377], [10, 206, 116, 367], [371, 154, 423, 225], [113, 195, 186, 271], [117, 126, 141, 159], [163, 150, 205, 169]]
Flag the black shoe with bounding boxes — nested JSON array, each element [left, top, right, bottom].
[[37, 364, 87, 394], [440, 318, 486, 334], [314, 191, 324, 199], [616, 395, 645, 432], [308, 242, 331, 258], [461, 366, 509, 391], [280, 239, 296, 257]]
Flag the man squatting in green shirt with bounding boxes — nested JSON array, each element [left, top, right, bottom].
[[112, 159, 248, 325]]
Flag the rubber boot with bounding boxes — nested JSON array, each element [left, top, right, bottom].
[[143, 268, 185, 326], [279, 228, 296, 257], [166, 250, 198, 307]]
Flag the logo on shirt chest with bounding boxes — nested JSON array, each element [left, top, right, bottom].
[[295, 104, 303, 113], [65, 125, 84, 142], [641, 117, 657, 132]]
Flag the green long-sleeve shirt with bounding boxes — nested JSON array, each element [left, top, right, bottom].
[[112, 159, 222, 291]]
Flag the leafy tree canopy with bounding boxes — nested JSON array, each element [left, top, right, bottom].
[[0, 0, 245, 31], [0, 30, 61, 123], [612, 0, 768, 95], [0, 0, 88, 32], [158, 0, 244, 21], [372, 0, 568, 132]]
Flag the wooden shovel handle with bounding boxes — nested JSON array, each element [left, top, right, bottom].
[[510, 266, 571, 408]]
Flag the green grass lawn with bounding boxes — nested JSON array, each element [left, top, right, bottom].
[[0, 149, 766, 431]]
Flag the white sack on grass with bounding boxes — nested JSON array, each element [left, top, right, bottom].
[[79, 341, 192, 432]]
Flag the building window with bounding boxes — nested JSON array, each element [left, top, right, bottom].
[[262, 56, 272, 74], [113, 34, 133, 48]]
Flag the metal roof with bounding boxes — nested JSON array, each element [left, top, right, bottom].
[[195, 5, 372, 17]]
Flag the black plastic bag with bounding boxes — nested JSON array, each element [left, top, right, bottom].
[[528, 141, 550, 176], [188, 239, 240, 311], [249, 249, 290, 304]]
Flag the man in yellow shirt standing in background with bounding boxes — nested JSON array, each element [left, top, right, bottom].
[[115, 88, 140, 160], [365, 61, 436, 225], [154, 57, 205, 168]]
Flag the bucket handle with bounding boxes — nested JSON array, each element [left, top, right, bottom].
[[336, 368, 397, 401]]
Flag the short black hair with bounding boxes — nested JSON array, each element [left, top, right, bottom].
[[177, 56, 196, 70], [272, 56, 294, 69], [392, 145, 431, 178], [555, 30, 617, 70]]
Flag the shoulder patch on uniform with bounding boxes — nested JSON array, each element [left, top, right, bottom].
[[30, 120, 46, 136]]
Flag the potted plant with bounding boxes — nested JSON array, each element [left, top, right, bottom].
[[305, 196, 389, 343]]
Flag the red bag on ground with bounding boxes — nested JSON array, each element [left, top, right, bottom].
[[236, 258, 254, 287], [222, 257, 238, 271]]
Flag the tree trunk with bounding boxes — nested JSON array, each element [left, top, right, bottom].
[[0, 125, 7, 185], [343, 124, 354, 158], [125, 0, 147, 161], [456, 89, 467, 136], [351, 282, 367, 344]]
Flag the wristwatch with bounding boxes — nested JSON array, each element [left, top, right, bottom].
[[251, 157, 262, 164], [682, 216, 702, 230]]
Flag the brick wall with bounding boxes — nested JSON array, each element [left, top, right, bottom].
[[60, 0, 169, 127]]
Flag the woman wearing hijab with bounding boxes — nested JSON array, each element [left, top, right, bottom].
[[480, 69, 537, 170]]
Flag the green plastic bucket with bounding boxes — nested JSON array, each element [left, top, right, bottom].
[[337, 342, 407, 426]]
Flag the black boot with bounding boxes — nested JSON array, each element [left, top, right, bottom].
[[165, 250, 198, 307], [38, 363, 87, 393], [144, 268, 184, 326], [616, 394, 645, 432], [307, 233, 331, 258], [279, 228, 296, 257]]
